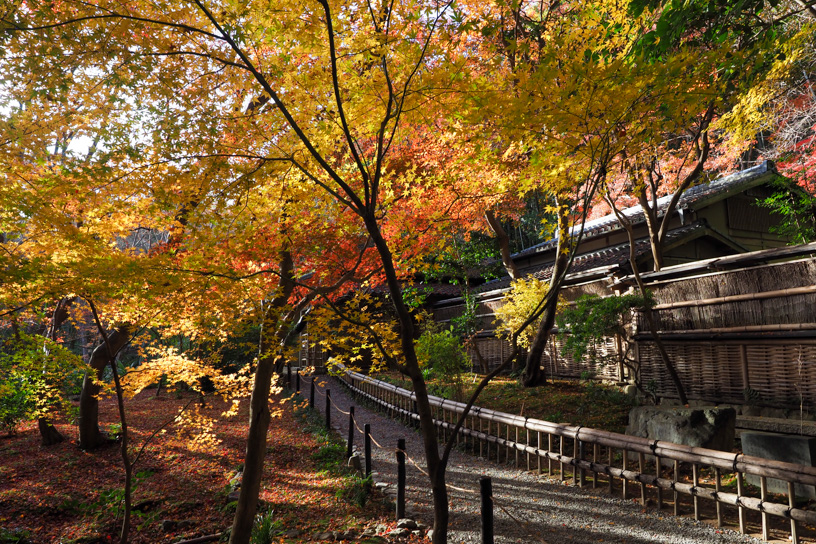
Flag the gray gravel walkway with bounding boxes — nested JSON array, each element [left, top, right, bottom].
[[310, 376, 765, 544]]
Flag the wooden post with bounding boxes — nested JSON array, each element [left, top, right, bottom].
[[514, 427, 519, 467], [480, 418, 484, 459], [548, 434, 553, 475], [737, 472, 746, 534], [761, 476, 769, 541], [673, 460, 680, 516], [396, 439, 406, 521], [714, 467, 723, 528], [526, 428, 530, 471], [295, 371, 300, 393], [656, 456, 663, 509], [579, 440, 585, 487], [574, 439, 581, 487], [622, 449, 628, 499], [346, 406, 355, 460], [325, 389, 332, 431], [788, 481, 799, 544], [487, 420, 492, 461], [506, 424, 512, 465], [310, 378, 315, 409], [560, 436, 565, 481], [608, 447, 614, 493], [593, 443, 599, 489], [537, 431, 542, 474], [638, 452, 646, 505], [740, 344, 750, 391], [480, 477, 494, 544], [364, 424, 372, 478], [692, 464, 700, 521], [287, 364, 292, 389]]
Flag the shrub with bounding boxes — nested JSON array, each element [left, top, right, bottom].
[[0, 372, 36, 436], [415, 328, 469, 401]]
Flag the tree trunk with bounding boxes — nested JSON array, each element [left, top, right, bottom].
[[522, 209, 570, 388], [230, 251, 294, 544], [109, 360, 133, 544], [229, 355, 277, 543], [78, 328, 130, 450], [407, 369, 447, 544], [640, 301, 688, 405], [605, 195, 689, 404], [361, 214, 451, 543], [37, 418, 64, 446], [485, 210, 520, 280], [430, 466, 449, 544], [470, 340, 489, 374]]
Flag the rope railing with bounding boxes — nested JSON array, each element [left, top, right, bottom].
[[333, 366, 816, 544]]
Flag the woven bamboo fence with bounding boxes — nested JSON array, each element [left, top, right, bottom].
[[638, 340, 816, 406], [338, 368, 816, 543], [466, 335, 622, 381], [634, 257, 816, 404]]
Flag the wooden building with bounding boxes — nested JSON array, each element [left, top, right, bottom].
[[432, 161, 816, 409]]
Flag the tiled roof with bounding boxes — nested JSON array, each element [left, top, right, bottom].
[[474, 220, 709, 293], [512, 161, 778, 260]]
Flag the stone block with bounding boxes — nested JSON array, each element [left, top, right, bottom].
[[741, 431, 816, 500], [626, 406, 736, 452]]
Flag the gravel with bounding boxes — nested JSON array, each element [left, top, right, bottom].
[[311, 377, 765, 544]]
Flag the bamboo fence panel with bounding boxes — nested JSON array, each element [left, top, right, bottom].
[[652, 259, 816, 304], [745, 345, 816, 406], [640, 341, 753, 403]]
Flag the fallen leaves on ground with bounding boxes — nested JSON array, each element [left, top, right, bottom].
[[0, 388, 405, 543]]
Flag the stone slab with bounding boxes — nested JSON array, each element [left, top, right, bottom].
[[737, 416, 816, 438], [626, 406, 736, 451], [741, 431, 816, 500]]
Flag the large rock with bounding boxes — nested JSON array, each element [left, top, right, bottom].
[[741, 431, 816, 500], [626, 406, 736, 453]]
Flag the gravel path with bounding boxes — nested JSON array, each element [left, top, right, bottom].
[[310, 376, 765, 544]]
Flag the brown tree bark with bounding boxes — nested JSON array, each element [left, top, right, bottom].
[[632, 105, 713, 272], [78, 327, 131, 449], [485, 210, 520, 280], [229, 250, 295, 544], [522, 240, 568, 387], [360, 213, 452, 544]]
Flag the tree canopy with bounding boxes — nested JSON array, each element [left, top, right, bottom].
[[2, 0, 815, 542]]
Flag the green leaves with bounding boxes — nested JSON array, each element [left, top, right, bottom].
[[556, 293, 652, 364]]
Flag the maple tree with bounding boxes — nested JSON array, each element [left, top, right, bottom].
[[1, 1, 810, 543], [1, 7, 380, 543]]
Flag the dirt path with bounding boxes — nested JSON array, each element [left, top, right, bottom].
[[307, 376, 770, 544]]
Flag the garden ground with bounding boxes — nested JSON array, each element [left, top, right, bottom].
[[0, 388, 411, 543]]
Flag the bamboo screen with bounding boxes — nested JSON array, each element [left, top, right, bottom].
[[467, 335, 621, 381], [547, 335, 621, 381], [639, 341, 816, 407], [467, 337, 512, 372], [649, 292, 816, 332], [745, 344, 816, 407], [639, 341, 746, 403], [653, 259, 816, 302]]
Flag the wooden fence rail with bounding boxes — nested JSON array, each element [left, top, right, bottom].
[[337, 368, 816, 543]]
